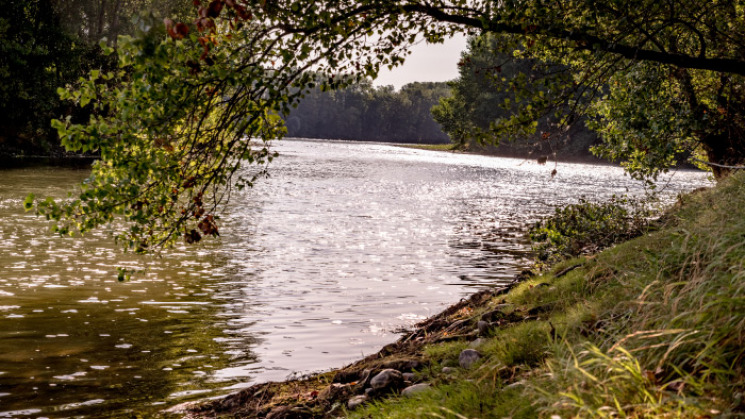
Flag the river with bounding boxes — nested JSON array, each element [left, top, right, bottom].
[[0, 139, 710, 417]]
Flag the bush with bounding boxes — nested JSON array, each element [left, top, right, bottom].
[[529, 196, 652, 265]]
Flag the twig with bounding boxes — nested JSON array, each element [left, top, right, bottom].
[[691, 158, 745, 170]]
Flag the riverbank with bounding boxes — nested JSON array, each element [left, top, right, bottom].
[[178, 171, 743, 417], [396, 142, 611, 166], [0, 155, 97, 169]]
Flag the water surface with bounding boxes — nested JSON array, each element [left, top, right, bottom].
[[0, 139, 710, 417]]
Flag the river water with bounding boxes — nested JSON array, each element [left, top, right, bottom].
[[0, 139, 710, 417]]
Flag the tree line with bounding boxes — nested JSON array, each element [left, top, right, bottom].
[[285, 80, 450, 144]]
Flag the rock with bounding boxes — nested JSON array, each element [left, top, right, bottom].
[[370, 369, 404, 390], [441, 367, 455, 374], [401, 383, 431, 397], [402, 372, 416, 382], [347, 395, 368, 410], [459, 349, 482, 369], [477, 320, 491, 335]]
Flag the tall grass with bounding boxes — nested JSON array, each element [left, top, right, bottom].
[[541, 173, 745, 417]]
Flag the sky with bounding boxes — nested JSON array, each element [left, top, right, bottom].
[[372, 34, 469, 90]]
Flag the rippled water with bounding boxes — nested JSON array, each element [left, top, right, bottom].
[[0, 139, 711, 417]]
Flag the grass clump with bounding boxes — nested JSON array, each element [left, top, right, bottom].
[[350, 173, 745, 418]]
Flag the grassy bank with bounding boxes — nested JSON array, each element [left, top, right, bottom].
[[350, 174, 745, 418], [186, 172, 743, 418]]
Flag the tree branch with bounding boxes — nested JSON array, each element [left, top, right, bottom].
[[398, 3, 745, 76]]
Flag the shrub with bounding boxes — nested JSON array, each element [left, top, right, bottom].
[[529, 196, 652, 265]]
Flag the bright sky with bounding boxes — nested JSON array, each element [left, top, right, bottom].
[[372, 34, 469, 90]]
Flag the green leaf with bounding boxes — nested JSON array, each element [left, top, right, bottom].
[[23, 194, 35, 211]]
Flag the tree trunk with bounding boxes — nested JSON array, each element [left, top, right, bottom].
[[700, 132, 745, 179], [110, 0, 122, 45], [96, 0, 108, 42]]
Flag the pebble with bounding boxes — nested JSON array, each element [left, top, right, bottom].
[[402, 372, 416, 382], [459, 349, 482, 369], [401, 383, 431, 397], [347, 395, 368, 410], [370, 369, 403, 390], [441, 367, 455, 374]]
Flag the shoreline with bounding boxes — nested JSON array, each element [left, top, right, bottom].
[[170, 172, 743, 418], [172, 281, 524, 418], [0, 154, 97, 169], [396, 143, 611, 166]]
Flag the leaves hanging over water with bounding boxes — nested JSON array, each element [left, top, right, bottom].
[[34, 0, 745, 256]]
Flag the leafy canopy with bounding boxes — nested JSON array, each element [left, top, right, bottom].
[[31, 0, 745, 252]]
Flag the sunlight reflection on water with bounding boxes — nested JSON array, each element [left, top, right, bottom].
[[0, 139, 711, 417]]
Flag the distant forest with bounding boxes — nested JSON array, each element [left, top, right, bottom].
[[284, 81, 452, 144], [285, 75, 600, 162]]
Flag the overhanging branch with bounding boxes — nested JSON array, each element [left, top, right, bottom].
[[399, 3, 745, 76]]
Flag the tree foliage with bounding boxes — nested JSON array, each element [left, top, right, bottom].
[[0, 0, 96, 154], [431, 34, 598, 160], [287, 80, 450, 143], [28, 0, 745, 252], [529, 196, 652, 266], [0, 0, 193, 156]]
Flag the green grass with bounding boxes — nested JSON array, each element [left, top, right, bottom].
[[350, 173, 745, 418]]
